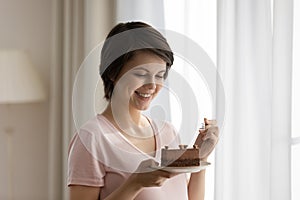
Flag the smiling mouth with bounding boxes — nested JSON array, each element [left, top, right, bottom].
[[135, 91, 152, 98]]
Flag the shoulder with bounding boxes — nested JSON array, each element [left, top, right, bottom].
[[78, 114, 110, 133], [147, 118, 180, 147], [68, 115, 113, 160], [72, 114, 116, 143], [148, 118, 178, 134]]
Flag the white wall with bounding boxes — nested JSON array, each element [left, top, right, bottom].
[[0, 0, 52, 199]]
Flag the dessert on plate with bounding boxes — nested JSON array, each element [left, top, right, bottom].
[[161, 144, 200, 167]]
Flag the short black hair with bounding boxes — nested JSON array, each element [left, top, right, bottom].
[[99, 21, 174, 100]]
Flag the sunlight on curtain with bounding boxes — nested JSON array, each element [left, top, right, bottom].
[[292, 0, 300, 140], [115, 0, 165, 29], [291, 0, 300, 200], [164, 0, 217, 138], [270, 1, 293, 200], [216, 0, 276, 199], [164, 0, 217, 199], [291, 146, 300, 200]]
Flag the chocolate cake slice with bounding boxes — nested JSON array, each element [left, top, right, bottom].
[[161, 144, 200, 167]]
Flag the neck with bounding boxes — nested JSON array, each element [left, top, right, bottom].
[[103, 103, 145, 127], [102, 102, 153, 138]]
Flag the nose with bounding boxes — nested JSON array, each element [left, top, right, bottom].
[[143, 75, 157, 89], [144, 82, 156, 90]]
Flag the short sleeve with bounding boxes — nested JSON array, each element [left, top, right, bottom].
[[68, 133, 106, 187]]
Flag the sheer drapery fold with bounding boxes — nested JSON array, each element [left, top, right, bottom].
[[270, 0, 293, 199], [216, 0, 292, 199], [48, 1, 114, 199]]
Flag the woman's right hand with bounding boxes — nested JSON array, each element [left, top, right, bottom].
[[128, 159, 178, 188]]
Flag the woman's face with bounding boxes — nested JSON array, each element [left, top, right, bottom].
[[113, 51, 167, 111]]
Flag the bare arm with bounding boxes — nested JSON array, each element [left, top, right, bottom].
[[68, 179, 141, 200], [69, 185, 100, 200], [188, 162, 206, 200], [188, 118, 219, 200]]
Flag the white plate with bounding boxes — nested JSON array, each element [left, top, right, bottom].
[[151, 161, 211, 173]]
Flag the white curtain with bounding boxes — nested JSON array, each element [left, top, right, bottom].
[[270, 0, 293, 199], [215, 0, 292, 200], [115, 0, 165, 28], [48, 1, 84, 199], [48, 1, 114, 199]]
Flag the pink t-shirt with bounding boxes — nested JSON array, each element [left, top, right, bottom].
[[68, 114, 189, 199]]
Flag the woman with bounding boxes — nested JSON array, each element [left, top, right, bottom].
[[68, 21, 219, 200]]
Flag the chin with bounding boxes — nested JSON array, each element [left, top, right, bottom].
[[130, 97, 152, 111], [136, 105, 150, 111]]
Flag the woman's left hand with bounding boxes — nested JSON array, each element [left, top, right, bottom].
[[194, 118, 219, 159]]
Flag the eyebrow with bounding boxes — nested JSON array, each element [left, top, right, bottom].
[[133, 67, 166, 73]]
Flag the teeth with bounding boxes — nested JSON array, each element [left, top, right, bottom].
[[137, 92, 151, 98]]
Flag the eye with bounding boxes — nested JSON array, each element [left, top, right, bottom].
[[133, 73, 147, 77], [155, 75, 164, 79], [155, 72, 165, 79]]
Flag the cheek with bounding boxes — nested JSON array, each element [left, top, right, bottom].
[[157, 84, 163, 89], [129, 77, 146, 89], [117, 76, 145, 93], [154, 84, 163, 94]]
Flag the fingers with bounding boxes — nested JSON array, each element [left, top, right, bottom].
[[197, 118, 220, 159], [154, 170, 174, 179], [150, 170, 179, 187], [204, 118, 217, 126], [199, 139, 217, 159], [205, 126, 219, 137], [199, 118, 217, 130], [136, 159, 158, 173], [202, 130, 218, 141], [141, 159, 158, 168], [136, 159, 177, 176], [199, 125, 219, 135], [133, 161, 177, 188], [199, 118, 219, 135], [197, 128, 218, 145]]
